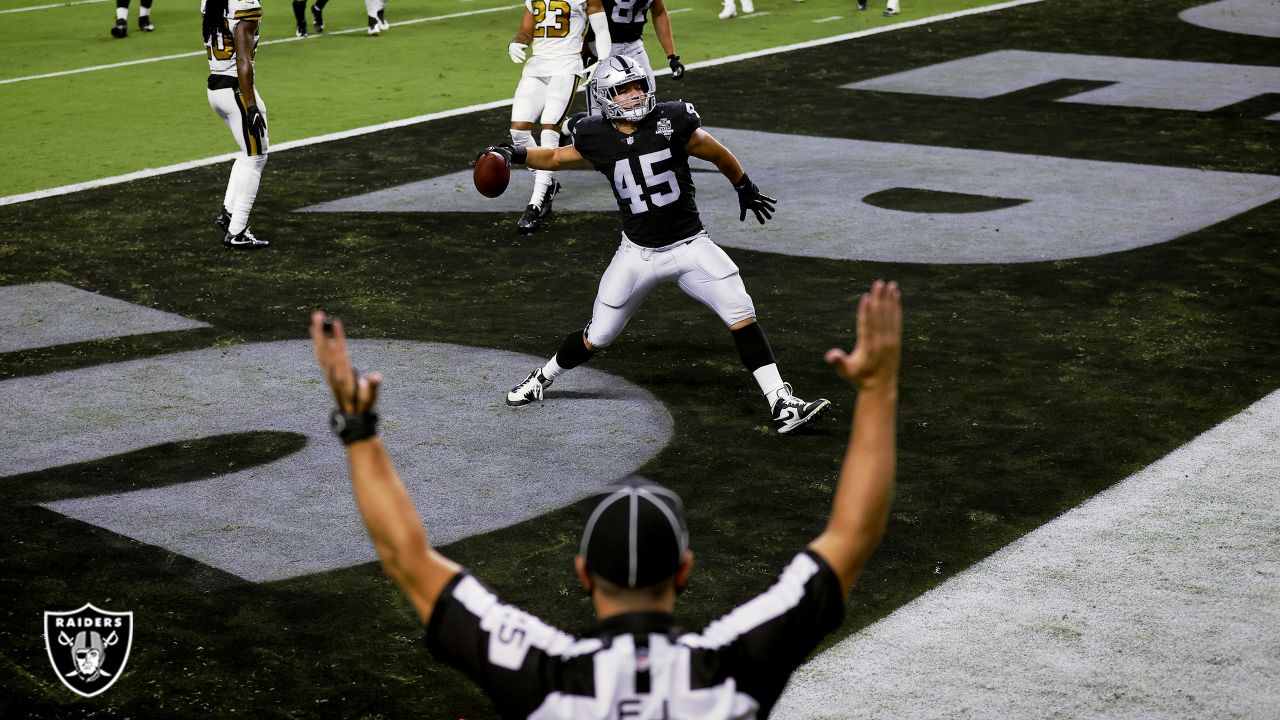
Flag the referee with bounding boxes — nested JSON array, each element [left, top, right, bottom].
[[311, 280, 903, 719]]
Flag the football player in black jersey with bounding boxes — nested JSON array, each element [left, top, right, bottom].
[[480, 56, 829, 434], [310, 279, 902, 718]]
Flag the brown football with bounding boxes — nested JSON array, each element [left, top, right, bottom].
[[473, 152, 511, 198]]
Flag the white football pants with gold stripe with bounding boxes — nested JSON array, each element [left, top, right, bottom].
[[585, 231, 756, 348], [511, 74, 579, 207], [208, 86, 269, 235]]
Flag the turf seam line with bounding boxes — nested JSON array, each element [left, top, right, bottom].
[[0, 0, 109, 14], [0, 0, 1046, 208]]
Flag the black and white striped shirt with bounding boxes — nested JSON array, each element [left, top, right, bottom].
[[424, 550, 844, 719]]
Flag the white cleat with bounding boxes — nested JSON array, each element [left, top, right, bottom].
[[507, 368, 553, 407], [742, 0, 754, 12], [718, 0, 736, 19]]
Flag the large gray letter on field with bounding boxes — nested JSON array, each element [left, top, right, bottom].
[[303, 129, 1280, 264], [845, 50, 1280, 117], [2, 341, 672, 582], [0, 282, 208, 353], [1180, 0, 1280, 40]]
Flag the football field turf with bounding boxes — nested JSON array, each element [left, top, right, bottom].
[[1, 0, 1002, 199], [2, 0, 1279, 717]]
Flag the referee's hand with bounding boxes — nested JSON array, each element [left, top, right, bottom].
[[311, 311, 381, 415], [825, 280, 901, 392]]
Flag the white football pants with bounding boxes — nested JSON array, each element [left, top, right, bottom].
[[585, 231, 756, 348], [208, 86, 268, 235], [511, 73, 581, 127]]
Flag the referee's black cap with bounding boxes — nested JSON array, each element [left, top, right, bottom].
[[579, 478, 689, 589]]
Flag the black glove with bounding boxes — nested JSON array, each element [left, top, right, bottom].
[[733, 174, 776, 224], [472, 143, 526, 167], [245, 105, 267, 141], [668, 54, 685, 80]]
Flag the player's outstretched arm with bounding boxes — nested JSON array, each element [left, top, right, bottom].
[[809, 281, 902, 598], [586, 0, 611, 70], [310, 311, 461, 624], [476, 143, 593, 171]]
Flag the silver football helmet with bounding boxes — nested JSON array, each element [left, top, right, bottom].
[[594, 56, 655, 121]]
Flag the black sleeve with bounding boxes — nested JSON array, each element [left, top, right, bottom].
[[424, 572, 581, 719], [668, 100, 703, 146], [685, 550, 845, 713]]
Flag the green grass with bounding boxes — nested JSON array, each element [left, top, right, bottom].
[[2, 0, 1005, 197], [1, 0, 1278, 716]]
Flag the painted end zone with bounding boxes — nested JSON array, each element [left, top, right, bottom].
[[775, 391, 1280, 719]]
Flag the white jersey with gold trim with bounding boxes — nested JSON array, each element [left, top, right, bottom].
[[203, 0, 262, 78], [523, 0, 590, 77]]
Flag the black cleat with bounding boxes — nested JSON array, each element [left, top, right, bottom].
[[213, 206, 232, 235], [111, 18, 128, 38], [883, 7, 898, 15], [516, 204, 542, 234], [296, 23, 309, 37], [311, 3, 324, 33], [771, 383, 831, 434], [138, 15, 155, 31], [537, 179, 561, 220], [857, 0, 867, 9], [223, 228, 269, 250]]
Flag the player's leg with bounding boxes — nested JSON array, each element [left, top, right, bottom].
[[718, 0, 736, 20], [375, 0, 389, 30], [138, 0, 154, 31], [364, 0, 381, 35], [292, 0, 308, 36], [674, 236, 830, 433], [530, 74, 579, 221], [311, 0, 329, 33], [210, 87, 270, 249], [111, 0, 129, 37], [507, 241, 659, 406], [884, 0, 900, 15], [511, 76, 548, 233]]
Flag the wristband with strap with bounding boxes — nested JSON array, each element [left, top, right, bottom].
[[330, 409, 379, 445]]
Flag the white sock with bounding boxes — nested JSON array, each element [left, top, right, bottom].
[[528, 129, 560, 208], [139, 4, 150, 17], [887, 0, 899, 10], [753, 364, 787, 405], [226, 154, 267, 235], [541, 356, 567, 382], [116, 7, 128, 20]]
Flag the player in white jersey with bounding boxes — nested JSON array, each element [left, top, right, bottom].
[[203, 0, 270, 249], [507, 0, 612, 234]]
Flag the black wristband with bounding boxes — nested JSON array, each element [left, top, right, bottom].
[[330, 409, 379, 445], [668, 54, 679, 61], [511, 146, 528, 165], [733, 173, 753, 192]]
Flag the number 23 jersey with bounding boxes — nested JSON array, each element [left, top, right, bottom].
[[570, 101, 705, 248], [524, 0, 591, 77]]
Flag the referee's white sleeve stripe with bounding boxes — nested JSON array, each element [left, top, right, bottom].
[[679, 553, 821, 650]]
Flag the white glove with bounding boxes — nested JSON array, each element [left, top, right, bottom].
[[508, 42, 527, 64]]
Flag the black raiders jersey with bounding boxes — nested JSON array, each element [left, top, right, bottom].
[[601, 0, 654, 43], [424, 550, 846, 719], [570, 100, 705, 248]]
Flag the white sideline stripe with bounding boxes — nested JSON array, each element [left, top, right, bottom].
[[667, 7, 693, 13], [814, 16, 844, 23], [0, 0, 1046, 207], [0, 0, 107, 14], [775, 389, 1280, 719], [738, 11, 774, 19], [0, 4, 523, 86]]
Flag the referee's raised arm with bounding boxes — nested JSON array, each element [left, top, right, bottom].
[[310, 311, 461, 624], [810, 280, 903, 598]]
